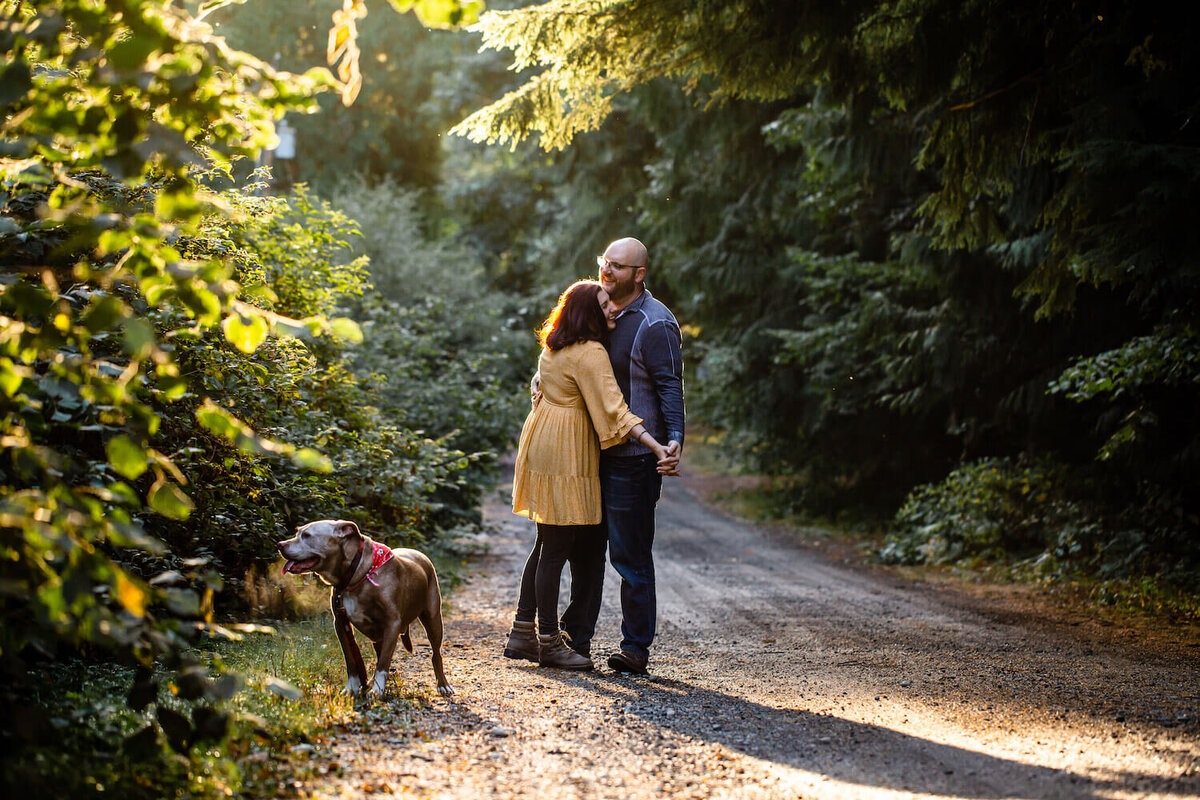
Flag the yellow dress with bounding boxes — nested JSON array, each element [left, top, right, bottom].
[[512, 341, 642, 525]]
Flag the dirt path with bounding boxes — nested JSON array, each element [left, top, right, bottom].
[[309, 467, 1200, 799]]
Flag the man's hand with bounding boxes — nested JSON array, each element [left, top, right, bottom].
[[657, 440, 683, 476], [530, 373, 542, 407]]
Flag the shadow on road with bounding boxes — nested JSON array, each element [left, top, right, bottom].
[[535, 669, 1194, 799]]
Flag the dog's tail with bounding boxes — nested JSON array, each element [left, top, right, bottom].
[[401, 628, 414, 654]]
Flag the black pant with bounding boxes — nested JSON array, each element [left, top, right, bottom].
[[562, 453, 662, 656], [515, 523, 581, 637]]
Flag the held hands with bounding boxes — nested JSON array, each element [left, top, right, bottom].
[[658, 440, 682, 476], [636, 428, 681, 476]]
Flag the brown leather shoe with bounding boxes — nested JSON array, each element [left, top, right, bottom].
[[538, 631, 594, 671], [503, 620, 539, 662], [607, 649, 648, 674], [560, 629, 590, 658]]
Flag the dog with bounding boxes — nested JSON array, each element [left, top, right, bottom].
[[277, 519, 453, 697]]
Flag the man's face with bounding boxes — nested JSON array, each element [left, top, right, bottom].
[[598, 242, 646, 306]]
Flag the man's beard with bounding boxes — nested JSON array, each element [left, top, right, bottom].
[[602, 273, 638, 305]]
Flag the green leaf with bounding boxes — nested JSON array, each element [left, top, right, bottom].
[[127, 671, 159, 711], [148, 480, 194, 521], [0, 358, 26, 397], [195, 401, 242, 440], [106, 434, 148, 480], [107, 34, 159, 72], [123, 317, 156, 359], [83, 295, 126, 333], [291, 447, 332, 473], [155, 374, 189, 400], [164, 588, 202, 616], [211, 673, 242, 701], [0, 60, 32, 108], [222, 313, 269, 354], [156, 706, 192, 753], [5, 280, 54, 317], [409, 0, 482, 28], [328, 317, 363, 343]]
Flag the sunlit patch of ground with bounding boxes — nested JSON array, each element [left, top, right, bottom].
[[288, 469, 1200, 800]]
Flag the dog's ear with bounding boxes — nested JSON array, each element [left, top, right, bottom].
[[335, 520, 361, 539]]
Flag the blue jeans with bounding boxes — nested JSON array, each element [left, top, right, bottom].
[[563, 453, 662, 657]]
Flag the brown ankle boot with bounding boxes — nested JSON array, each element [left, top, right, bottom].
[[537, 631, 594, 671], [503, 619, 539, 662]]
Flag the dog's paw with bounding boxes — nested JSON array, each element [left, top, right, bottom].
[[437, 683, 455, 697], [367, 671, 388, 697], [342, 675, 364, 695]]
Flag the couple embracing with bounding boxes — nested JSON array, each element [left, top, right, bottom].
[[504, 237, 685, 674]]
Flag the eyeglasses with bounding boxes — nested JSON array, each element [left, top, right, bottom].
[[597, 256, 644, 271]]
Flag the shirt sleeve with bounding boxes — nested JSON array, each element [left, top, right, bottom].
[[642, 319, 686, 445], [576, 343, 643, 449]]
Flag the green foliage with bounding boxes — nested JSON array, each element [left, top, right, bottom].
[[324, 176, 532, 468], [1, 617, 369, 799], [0, 3, 335, 773], [881, 458, 1094, 566], [881, 457, 1199, 600], [0, 0, 512, 794], [212, 0, 484, 190], [450, 0, 857, 150], [451, 0, 1199, 592]]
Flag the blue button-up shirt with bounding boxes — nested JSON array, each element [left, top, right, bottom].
[[604, 288, 685, 458]]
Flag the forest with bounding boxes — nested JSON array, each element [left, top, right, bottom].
[[1, 0, 1196, 796]]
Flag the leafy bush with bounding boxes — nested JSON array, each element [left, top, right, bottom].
[[881, 457, 1199, 596], [0, 0, 337, 775], [137, 184, 490, 604], [880, 458, 1092, 566], [0, 4, 511, 794], [326, 176, 534, 470]]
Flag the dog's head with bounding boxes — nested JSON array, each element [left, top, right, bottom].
[[277, 519, 362, 584]]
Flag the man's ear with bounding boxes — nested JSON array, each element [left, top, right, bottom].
[[336, 520, 361, 538], [635, 266, 647, 285]]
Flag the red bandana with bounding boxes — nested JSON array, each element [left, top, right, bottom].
[[347, 541, 394, 591]]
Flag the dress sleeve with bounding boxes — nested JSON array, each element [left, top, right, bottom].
[[577, 343, 643, 449]]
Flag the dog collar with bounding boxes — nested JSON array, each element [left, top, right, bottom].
[[346, 542, 394, 591]]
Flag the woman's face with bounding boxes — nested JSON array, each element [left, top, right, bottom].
[[597, 288, 618, 330]]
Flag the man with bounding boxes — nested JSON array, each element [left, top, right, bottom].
[[560, 236, 685, 674]]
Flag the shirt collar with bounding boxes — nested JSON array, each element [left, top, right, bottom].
[[615, 287, 651, 319]]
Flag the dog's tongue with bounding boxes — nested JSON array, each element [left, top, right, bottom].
[[282, 559, 297, 575]]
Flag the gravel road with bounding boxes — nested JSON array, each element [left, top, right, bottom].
[[309, 466, 1200, 799]]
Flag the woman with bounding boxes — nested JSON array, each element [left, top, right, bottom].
[[505, 280, 670, 670]]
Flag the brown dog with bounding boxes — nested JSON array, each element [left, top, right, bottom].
[[277, 519, 453, 697]]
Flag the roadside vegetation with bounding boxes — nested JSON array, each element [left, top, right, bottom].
[[2, 0, 1197, 797]]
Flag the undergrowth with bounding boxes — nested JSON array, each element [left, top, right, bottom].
[[1, 569, 452, 799]]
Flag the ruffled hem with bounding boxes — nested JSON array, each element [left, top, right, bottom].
[[598, 411, 642, 450], [512, 470, 601, 526]]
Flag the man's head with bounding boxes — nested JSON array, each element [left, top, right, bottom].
[[597, 237, 648, 307]]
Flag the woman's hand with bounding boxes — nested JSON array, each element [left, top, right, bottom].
[[632, 424, 678, 475]]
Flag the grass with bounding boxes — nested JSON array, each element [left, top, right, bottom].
[[1, 572, 445, 800]]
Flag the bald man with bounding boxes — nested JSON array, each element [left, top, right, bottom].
[[561, 236, 685, 675]]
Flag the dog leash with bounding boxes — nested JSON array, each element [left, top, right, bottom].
[[331, 532, 369, 690]]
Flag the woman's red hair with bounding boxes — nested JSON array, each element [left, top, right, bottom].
[[538, 280, 608, 351]]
